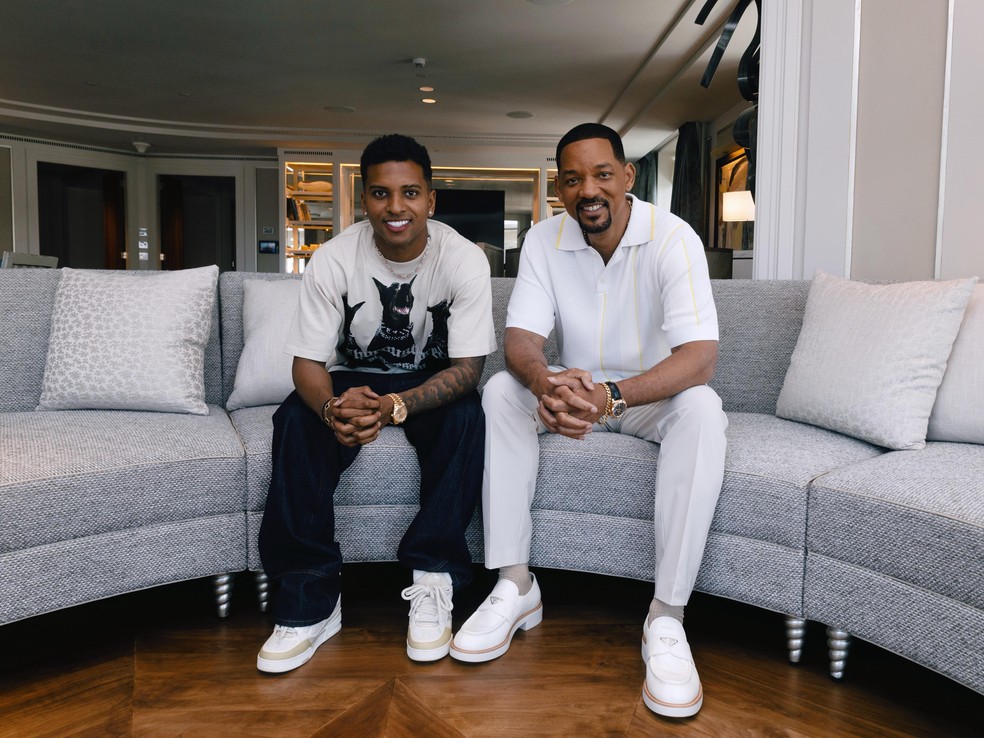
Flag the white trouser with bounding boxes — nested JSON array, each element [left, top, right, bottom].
[[482, 369, 728, 606]]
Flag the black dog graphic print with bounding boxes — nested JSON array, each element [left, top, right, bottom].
[[339, 295, 366, 368], [421, 299, 452, 370], [365, 276, 417, 369]]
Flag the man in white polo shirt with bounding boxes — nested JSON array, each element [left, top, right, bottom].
[[449, 123, 727, 719]]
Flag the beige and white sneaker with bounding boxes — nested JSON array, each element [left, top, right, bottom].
[[402, 570, 454, 661], [450, 574, 542, 663], [257, 598, 342, 673], [641, 616, 703, 717]]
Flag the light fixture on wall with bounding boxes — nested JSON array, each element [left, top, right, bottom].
[[132, 141, 150, 154], [722, 190, 755, 222]]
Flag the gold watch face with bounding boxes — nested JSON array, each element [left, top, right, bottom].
[[611, 399, 627, 418]]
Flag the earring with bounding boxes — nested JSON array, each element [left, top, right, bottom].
[[428, 210, 434, 216]]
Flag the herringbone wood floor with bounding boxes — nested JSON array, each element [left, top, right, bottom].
[[1, 563, 980, 737]]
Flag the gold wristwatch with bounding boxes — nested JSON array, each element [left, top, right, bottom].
[[387, 393, 407, 425], [602, 381, 627, 419]]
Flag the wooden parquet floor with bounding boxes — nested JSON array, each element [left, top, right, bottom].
[[0, 563, 980, 737]]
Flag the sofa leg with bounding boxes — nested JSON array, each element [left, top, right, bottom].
[[826, 626, 851, 680], [254, 570, 270, 613], [784, 616, 807, 663], [213, 573, 234, 619]]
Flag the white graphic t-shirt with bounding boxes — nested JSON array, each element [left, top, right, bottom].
[[285, 220, 496, 373]]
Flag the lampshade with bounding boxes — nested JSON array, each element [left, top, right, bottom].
[[722, 190, 755, 222]]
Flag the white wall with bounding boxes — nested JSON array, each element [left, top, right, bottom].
[[937, 0, 984, 279], [850, 0, 948, 280], [758, 0, 982, 282]]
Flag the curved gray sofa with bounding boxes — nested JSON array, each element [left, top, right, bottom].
[[0, 269, 246, 624], [1, 268, 980, 697]]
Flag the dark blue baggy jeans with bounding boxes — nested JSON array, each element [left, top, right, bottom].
[[258, 370, 484, 626]]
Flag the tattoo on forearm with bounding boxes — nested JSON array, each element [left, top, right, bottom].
[[404, 357, 484, 414]]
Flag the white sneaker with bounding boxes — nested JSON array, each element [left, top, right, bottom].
[[450, 574, 542, 663], [641, 616, 703, 717], [256, 598, 342, 673], [402, 570, 454, 661]]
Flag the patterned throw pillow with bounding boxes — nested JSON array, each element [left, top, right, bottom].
[[226, 279, 300, 411], [776, 270, 976, 450], [37, 266, 219, 414]]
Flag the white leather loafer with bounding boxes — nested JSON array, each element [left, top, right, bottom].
[[641, 616, 703, 718], [450, 574, 542, 663]]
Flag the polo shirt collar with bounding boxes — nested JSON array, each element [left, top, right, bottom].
[[555, 193, 654, 252]]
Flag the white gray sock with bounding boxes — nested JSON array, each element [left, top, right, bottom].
[[498, 564, 532, 596], [647, 597, 685, 626]]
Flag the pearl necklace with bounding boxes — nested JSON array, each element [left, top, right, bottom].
[[374, 236, 431, 281]]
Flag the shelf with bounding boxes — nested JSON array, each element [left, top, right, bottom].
[[284, 160, 334, 261], [288, 221, 332, 228]]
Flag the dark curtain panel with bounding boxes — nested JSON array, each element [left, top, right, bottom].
[[630, 150, 658, 203], [670, 122, 707, 244]]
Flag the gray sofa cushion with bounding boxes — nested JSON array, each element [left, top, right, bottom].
[[716, 413, 882, 548], [807, 442, 984, 609], [0, 269, 60, 412], [710, 280, 810, 415], [0, 406, 245, 553], [532, 413, 880, 549], [804, 554, 984, 694], [0, 515, 246, 625]]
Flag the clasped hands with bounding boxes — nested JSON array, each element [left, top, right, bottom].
[[326, 386, 394, 447], [537, 368, 608, 440]]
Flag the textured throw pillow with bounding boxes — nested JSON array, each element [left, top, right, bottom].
[[776, 270, 977, 450], [928, 284, 984, 443], [226, 279, 300, 411], [37, 266, 218, 414]]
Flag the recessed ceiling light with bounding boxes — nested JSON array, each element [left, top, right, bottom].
[[422, 98, 437, 104], [419, 86, 434, 92], [324, 105, 356, 113], [507, 110, 535, 119]]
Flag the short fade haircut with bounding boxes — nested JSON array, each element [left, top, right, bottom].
[[556, 122, 626, 166], [360, 134, 433, 186]]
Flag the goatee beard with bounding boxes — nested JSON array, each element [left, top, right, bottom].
[[577, 199, 612, 234], [579, 211, 612, 234]]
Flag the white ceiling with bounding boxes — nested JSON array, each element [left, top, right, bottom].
[[0, 0, 757, 160]]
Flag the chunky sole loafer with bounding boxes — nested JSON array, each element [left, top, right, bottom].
[[450, 574, 542, 663], [641, 616, 703, 718]]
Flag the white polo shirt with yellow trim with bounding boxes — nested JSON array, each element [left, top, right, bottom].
[[506, 194, 718, 382]]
